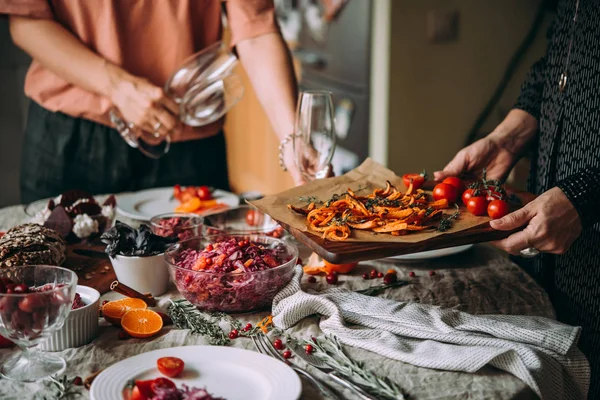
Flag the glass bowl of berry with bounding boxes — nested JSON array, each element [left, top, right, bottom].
[[149, 213, 206, 242], [0, 265, 77, 382]]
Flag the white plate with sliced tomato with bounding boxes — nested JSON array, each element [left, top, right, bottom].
[[116, 187, 240, 221], [90, 346, 301, 400]]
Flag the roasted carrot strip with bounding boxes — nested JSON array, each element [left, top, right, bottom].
[[429, 199, 449, 209], [373, 221, 408, 233]]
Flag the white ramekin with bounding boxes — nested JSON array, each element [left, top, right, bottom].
[[40, 285, 100, 352], [109, 253, 169, 296]]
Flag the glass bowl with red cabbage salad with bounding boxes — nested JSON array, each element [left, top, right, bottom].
[[164, 234, 298, 313]]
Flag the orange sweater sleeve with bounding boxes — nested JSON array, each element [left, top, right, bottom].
[[0, 0, 53, 18], [225, 0, 279, 47]]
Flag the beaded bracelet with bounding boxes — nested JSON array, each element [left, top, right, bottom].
[[278, 134, 298, 172]]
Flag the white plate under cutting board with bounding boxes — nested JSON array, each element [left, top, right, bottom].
[[116, 187, 240, 221], [386, 244, 474, 261], [90, 346, 301, 400]]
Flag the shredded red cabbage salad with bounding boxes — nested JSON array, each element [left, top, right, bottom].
[[171, 238, 296, 312], [152, 385, 225, 400], [177, 238, 287, 273]]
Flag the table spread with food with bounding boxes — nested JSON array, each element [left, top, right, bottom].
[[0, 160, 589, 400]]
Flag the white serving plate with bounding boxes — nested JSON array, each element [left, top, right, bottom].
[[116, 187, 240, 221], [386, 244, 474, 261], [90, 346, 301, 400]]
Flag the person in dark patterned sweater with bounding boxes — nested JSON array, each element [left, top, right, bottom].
[[435, 0, 599, 397]]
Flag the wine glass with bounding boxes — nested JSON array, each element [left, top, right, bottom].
[[109, 108, 172, 159], [0, 265, 77, 382], [292, 91, 336, 181], [110, 41, 244, 158]]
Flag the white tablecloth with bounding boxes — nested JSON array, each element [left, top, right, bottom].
[[0, 203, 557, 399]]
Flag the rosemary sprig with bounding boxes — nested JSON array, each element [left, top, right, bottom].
[[356, 280, 409, 296], [437, 203, 460, 232], [37, 375, 82, 400], [291, 335, 405, 400], [167, 299, 230, 346]]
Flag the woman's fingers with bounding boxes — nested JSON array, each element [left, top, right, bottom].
[[152, 106, 178, 133], [490, 230, 533, 255], [490, 205, 533, 231], [433, 149, 469, 181], [159, 95, 180, 115]]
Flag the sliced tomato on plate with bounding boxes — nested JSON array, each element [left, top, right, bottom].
[[157, 357, 185, 378], [131, 379, 155, 400], [151, 377, 176, 392]]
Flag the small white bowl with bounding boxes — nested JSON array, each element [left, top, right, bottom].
[[40, 285, 100, 352], [109, 253, 169, 296]]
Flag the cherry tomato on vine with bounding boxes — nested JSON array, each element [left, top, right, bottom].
[[462, 188, 477, 206], [402, 173, 426, 190], [157, 357, 185, 378], [442, 177, 465, 195], [487, 199, 509, 219], [485, 188, 507, 202], [196, 186, 212, 201], [433, 183, 458, 203], [466, 196, 489, 216]]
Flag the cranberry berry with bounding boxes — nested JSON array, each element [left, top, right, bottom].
[[282, 350, 292, 359], [383, 273, 398, 285], [273, 339, 284, 350], [326, 272, 338, 285]]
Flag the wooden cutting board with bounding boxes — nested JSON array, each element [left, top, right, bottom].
[[277, 218, 515, 264], [63, 240, 116, 295]]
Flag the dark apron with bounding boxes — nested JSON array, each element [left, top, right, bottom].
[[20, 101, 230, 203]]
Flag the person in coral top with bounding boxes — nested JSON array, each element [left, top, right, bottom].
[[0, 0, 303, 202]]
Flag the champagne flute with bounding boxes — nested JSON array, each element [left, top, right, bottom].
[[292, 91, 336, 181]]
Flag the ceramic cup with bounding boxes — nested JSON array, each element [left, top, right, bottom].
[[109, 253, 170, 296], [39, 285, 100, 352]]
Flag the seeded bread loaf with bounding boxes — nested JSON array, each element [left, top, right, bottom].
[[0, 224, 67, 268]]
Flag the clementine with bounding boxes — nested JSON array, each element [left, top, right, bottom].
[[121, 309, 163, 339], [101, 298, 147, 327]]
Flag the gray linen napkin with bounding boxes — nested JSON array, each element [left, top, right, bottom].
[[272, 267, 590, 400]]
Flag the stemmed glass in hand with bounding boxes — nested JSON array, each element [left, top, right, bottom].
[[292, 91, 336, 182]]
